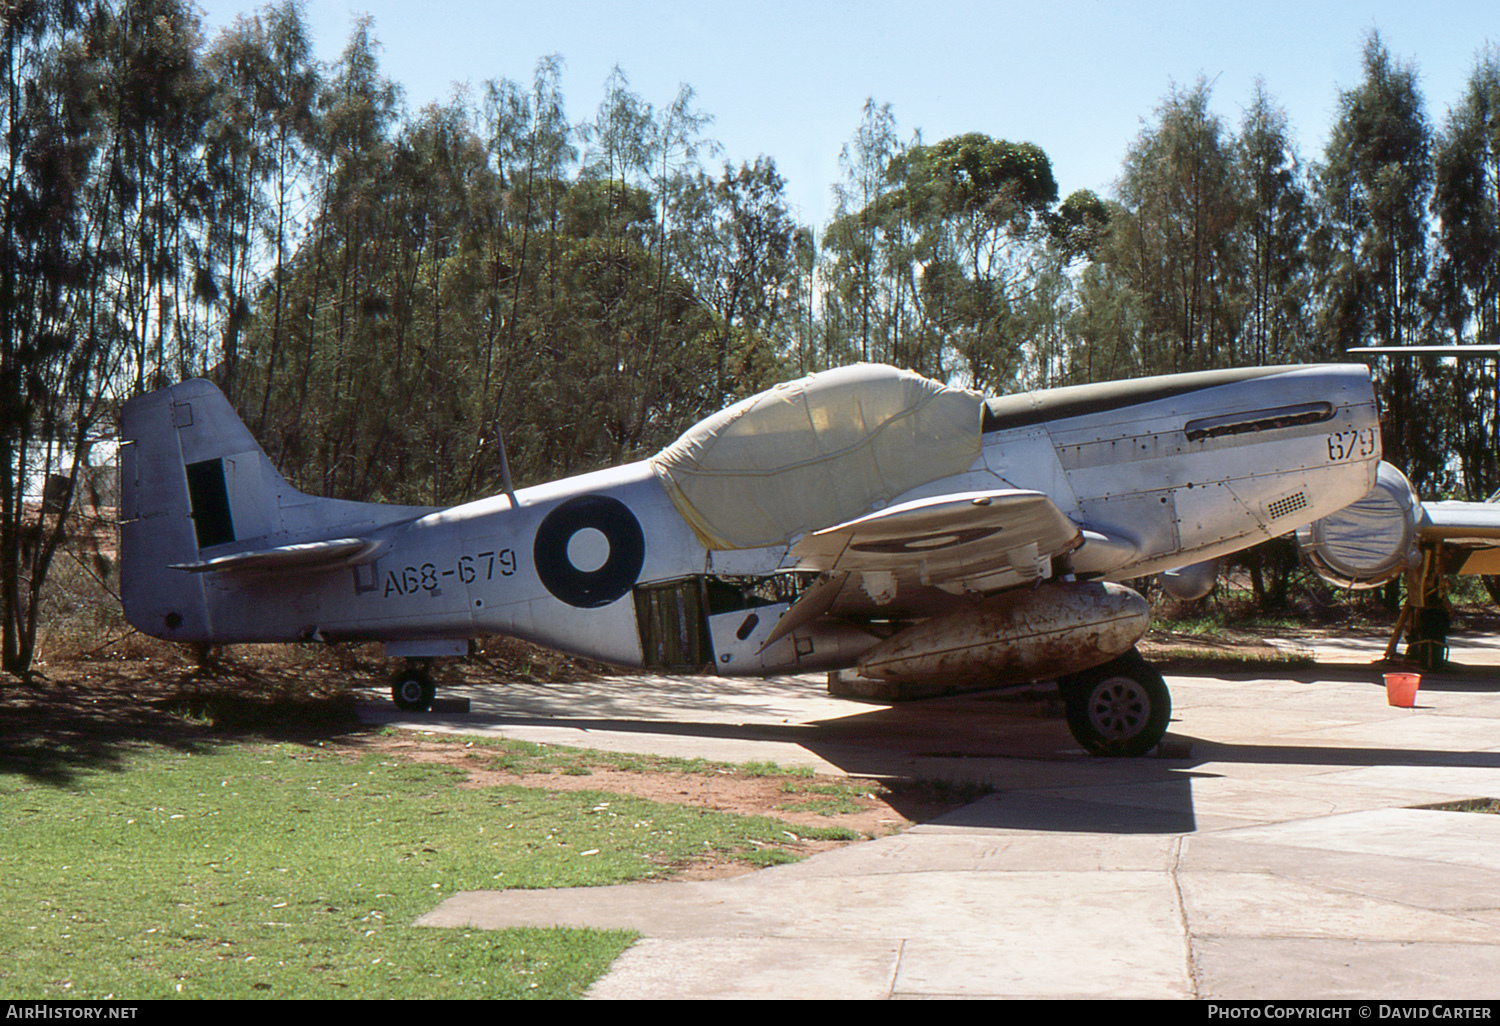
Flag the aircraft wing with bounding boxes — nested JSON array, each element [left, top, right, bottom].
[[1418, 501, 1500, 576], [170, 537, 385, 575], [789, 489, 1082, 593], [1420, 501, 1500, 545]]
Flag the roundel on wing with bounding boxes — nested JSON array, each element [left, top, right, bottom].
[[532, 495, 646, 608]]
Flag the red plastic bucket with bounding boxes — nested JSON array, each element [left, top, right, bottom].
[[1384, 672, 1421, 708]]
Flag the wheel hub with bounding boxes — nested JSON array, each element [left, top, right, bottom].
[[1088, 677, 1147, 737]]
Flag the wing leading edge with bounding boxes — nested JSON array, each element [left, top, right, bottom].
[[1419, 500, 1500, 576], [758, 490, 1084, 650], [1420, 501, 1500, 545], [790, 489, 1083, 594]]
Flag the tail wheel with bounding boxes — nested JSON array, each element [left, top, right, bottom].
[[391, 666, 436, 712], [1058, 648, 1171, 757]]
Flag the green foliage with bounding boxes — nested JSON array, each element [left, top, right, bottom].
[[1048, 189, 1112, 261], [1432, 46, 1500, 501], [1110, 78, 1243, 374], [1319, 35, 1439, 488], [234, 55, 784, 504], [820, 110, 1072, 388], [905, 133, 1059, 223]]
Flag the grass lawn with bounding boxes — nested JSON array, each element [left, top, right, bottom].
[[0, 739, 852, 999]]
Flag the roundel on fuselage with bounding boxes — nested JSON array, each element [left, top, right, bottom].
[[532, 494, 646, 608]]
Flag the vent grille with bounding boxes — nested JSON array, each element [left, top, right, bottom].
[[1268, 492, 1309, 520]]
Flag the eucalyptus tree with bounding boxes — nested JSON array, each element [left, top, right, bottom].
[[369, 97, 495, 506], [1003, 189, 1106, 391], [207, 1, 321, 430], [642, 83, 717, 401], [785, 226, 820, 374], [1048, 188, 1112, 263], [1318, 34, 1437, 492], [672, 157, 798, 399], [91, 0, 215, 392], [1236, 81, 1316, 365], [247, 92, 498, 508], [471, 56, 575, 493], [1, 0, 228, 673], [202, 0, 319, 406], [575, 79, 723, 461], [0, 0, 109, 675], [581, 66, 653, 249], [471, 56, 576, 384], [300, 15, 401, 495], [1064, 251, 1148, 384], [1111, 78, 1243, 375], [899, 133, 1060, 389], [823, 99, 902, 363], [1432, 46, 1500, 502]]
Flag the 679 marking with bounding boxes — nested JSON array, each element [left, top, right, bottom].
[[1327, 428, 1376, 462], [457, 550, 516, 583]]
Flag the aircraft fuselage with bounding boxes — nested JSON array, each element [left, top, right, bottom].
[[121, 364, 1379, 681]]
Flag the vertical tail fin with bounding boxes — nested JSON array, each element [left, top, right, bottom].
[[119, 379, 290, 640]]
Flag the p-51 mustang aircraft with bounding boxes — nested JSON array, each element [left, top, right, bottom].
[[120, 362, 1381, 756]]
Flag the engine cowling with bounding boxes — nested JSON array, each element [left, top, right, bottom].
[[1296, 461, 1422, 589]]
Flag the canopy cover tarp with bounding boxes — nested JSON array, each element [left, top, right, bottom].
[[649, 364, 984, 550]]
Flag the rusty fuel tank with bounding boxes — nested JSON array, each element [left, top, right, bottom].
[[857, 580, 1149, 685]]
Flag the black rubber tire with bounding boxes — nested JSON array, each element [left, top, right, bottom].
[[1058, 648, 1171, 757], [391, 669, 436, 712]]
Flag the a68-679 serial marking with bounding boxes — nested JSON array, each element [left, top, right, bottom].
[[378, 549, 517, 598]]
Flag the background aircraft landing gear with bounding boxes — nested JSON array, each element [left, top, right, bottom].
[[391, 661, 436, 712], [1058, 648, 1171, 757]]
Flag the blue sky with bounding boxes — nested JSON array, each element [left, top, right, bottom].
[[193, 0, 1500, 228]]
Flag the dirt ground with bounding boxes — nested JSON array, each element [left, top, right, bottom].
[[346, 733, 944, 877]]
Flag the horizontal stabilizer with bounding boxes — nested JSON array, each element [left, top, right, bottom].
[[171, 537, 385, 575]]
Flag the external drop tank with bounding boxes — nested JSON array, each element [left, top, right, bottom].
[[856, 580, 1150, 686]]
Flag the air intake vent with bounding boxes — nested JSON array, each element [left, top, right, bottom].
[[1184, 402, 1334, 442], [1268, 492, 1309, 520]]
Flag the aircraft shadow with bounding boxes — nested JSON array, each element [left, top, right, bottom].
[[1270, 661, 1500, 690], [412, 694, 1199, 831]]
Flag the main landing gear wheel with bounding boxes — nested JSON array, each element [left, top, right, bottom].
[[1058, 648, 1171, 757], [391, 664, 436, 712]]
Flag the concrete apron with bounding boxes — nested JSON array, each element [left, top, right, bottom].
[[365, 643, 1500, 999]]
